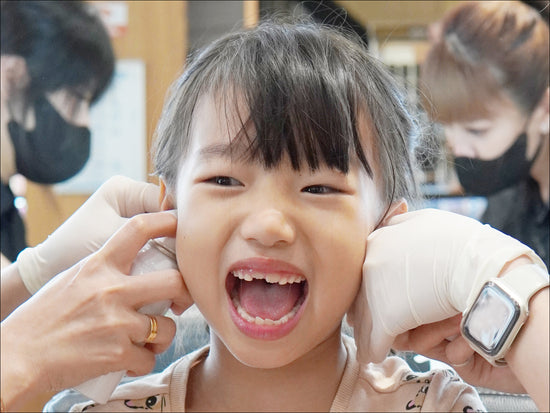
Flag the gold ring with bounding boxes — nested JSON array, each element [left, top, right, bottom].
[[145, 315, 158, 343]]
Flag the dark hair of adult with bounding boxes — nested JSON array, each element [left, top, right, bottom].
[[1, 0, 115, 103]]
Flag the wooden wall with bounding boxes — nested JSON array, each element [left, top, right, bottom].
[[335, 0, 459, 31]]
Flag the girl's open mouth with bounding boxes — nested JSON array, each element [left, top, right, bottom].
[[225, 269, 308, 340]]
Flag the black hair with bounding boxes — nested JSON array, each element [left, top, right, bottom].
[[154, 18, 421, 212], [1, 0, 114, 103]]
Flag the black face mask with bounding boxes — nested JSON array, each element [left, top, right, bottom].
[[454, 132, 542, 196], [7, 95, 91, 184]]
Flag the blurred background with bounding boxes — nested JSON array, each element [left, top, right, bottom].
[[12, 0, 547, 259], [12, 0, 543, 246], [8, 1, 455, 254]]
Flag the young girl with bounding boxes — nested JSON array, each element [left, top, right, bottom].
[[70, 20, 485, 411]]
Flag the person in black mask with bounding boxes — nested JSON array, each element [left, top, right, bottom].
[[420, 1, 549, 267], [1, 1, 115, 263]]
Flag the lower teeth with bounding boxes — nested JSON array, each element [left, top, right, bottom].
[[232, 296, 302, 326]]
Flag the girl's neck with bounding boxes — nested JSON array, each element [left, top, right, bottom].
[[530, 134, 549, 204], [186, 330, 347, 412]]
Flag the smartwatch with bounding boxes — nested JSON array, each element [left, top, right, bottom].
[[461, 265, 549, 366]]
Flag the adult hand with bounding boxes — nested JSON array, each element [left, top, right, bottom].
[[392, 315, 526, 393], [1, 211, 193, 411], [347, 208, 546, 365], [17, 175, 160, 294]]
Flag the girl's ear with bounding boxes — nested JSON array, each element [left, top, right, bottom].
[[159, 179, 176, 211], [379, 198, 408, 227]]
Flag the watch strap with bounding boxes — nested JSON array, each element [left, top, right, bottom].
[[497, 264, 549, 306]]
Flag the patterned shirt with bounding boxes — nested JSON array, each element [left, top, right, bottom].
[[70, 335, 485, 412]]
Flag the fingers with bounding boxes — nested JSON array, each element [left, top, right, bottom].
[[368, 326, 396, 363], [127, 317, 176, 374], [124, 314, 176, 376], [393, 314, 476, 369], [120, 179, 161, 217], [101, 176, 161, 217], [77, 208, 184, 377], [170, 302, 188, 316], [445, 335, 476, 366], [93, 210, 192, 310], [78, 208, 189, 309], [144, 316, 177, 354], [393, 314, 463, 353], [112, 268, 191, 312], [99, 211, 177, 273], [112, 309, 178, 377], [132, 314, 176, 348], [125, 346, 157, 377]]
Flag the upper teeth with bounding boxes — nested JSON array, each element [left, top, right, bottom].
[[232, 269, 305, 285]]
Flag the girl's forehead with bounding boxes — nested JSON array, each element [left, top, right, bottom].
[[187, 92, 382, 182], [187, 94, 251, 163], [191, 94, 249, 141]]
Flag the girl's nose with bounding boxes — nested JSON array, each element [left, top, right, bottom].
[[239, 208, 296, 247]]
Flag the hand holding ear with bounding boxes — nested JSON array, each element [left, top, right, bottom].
[[347, 208, 546, 364], [392, 315, 526, 394], [17, 175, 161, 294], [1, 211, 192, 411]]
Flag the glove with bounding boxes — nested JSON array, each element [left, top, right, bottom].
[[347, 208, 547, 364], [17, 175, 161, 294]]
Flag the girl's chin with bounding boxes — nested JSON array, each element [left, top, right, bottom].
[[227, 345, 302, 370], [209, 330, 305, 369]]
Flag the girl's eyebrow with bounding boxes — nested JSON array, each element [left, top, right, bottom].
[[198, 142, 248, 162]]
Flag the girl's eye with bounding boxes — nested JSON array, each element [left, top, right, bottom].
[[206, 176, 242, 186], [302, 185, 339, 195]]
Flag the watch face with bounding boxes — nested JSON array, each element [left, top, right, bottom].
[[463, 282, 520, 356]]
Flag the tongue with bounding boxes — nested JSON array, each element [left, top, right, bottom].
[[239, 279, 302, 320]]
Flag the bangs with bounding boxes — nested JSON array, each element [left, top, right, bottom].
[[420, 41, 502, 124], [154, 20, 421, 206], [200, 24, 372, 176]]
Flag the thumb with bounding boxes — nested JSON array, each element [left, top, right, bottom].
[[365, 322, 395, 364], [102, 176, 161, 218], [351, 298, 394, 364], [349, 285, 392, 365]]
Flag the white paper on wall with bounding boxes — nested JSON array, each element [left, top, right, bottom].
[[55, 59, 146, 194]]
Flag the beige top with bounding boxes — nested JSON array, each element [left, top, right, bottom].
[[70, 335, 485, 412]]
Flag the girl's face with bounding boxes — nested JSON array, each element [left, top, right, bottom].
[[164, 94, 386, 368]]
